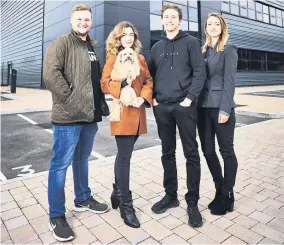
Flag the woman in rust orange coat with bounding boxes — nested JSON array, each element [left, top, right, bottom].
[[100, 21, 153, 228]]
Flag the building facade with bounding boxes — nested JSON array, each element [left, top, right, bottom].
[[1, 0, 284, 88]]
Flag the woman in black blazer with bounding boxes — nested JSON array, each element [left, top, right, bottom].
[[197, 13, 238, 215]]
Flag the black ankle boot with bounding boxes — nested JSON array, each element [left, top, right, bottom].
[[120, 192, 140, 228], [110, 183, 121, 209], [208, 188, 222, 210], [210, 191, 234, 215]]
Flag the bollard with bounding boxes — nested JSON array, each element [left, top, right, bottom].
[[11, 69, 17, 93]]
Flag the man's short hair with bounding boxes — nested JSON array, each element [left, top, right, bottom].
[[161, 4, 182, 20], [72, 4, 92, 14]]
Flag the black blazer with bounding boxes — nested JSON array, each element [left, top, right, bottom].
[[198, 43, 238, 114]]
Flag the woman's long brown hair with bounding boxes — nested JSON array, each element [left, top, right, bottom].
[[202, 12, 229, 53]]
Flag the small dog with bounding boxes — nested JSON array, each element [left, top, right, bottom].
[[109, 48, 140, 122]]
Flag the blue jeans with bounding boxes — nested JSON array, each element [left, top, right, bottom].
[[48, 123, 98, 219]]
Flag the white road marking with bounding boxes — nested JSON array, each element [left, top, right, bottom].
[[236, 123, 247, 127], [91, 151, 106, 159], [0, 171, 8, 181], [17, 113, 106, 159], [17, 114, 38, 125], [44, 129, 53, 134]]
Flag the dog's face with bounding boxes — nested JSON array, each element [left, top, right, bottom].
[[119, 47, 136, 64]]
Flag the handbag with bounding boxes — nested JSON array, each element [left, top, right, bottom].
[[100, 93, 110, 116]]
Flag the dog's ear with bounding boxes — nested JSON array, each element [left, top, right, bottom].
[[114, 51, 123, 68], [119, 51, 124, 64]]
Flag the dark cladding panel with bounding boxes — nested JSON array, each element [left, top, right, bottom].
[[1, 0, 44, 88], [223, 13, 284, 53], [44, 19, 71, 43], [103, 1, 151, 54], [44, 0, 69, 14], [115, 1, 150, 11]]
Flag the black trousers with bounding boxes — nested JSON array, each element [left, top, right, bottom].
[[197, 108, 238, 195], [114, 135, 139, 195], [153, 102, 200, 204]]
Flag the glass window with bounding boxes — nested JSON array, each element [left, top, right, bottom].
[[256, 2, 262, 12], [189, 0, 197, 8], [237, 49, 284, 72], [188, 7, 198, 22], [267, 61, 284, 71], [276, 18, 282, 26], [150, 14, 163, 47], [250, 61, 266, 71], [263, 14, 269, 23], [270, 7, 276, 16], [150, 1, 162, 15], [250, 50, 260, 60], [189, 21, 198, 31], [150, 15, 163, 31], [231, 4, 239, 15], [256, 12, 262, 21], [238, 60, 247, 70], [271, 17, 276, 24], [267, 52, 280, 61], [230, 0, 238, 4], [248, 9, 256, 19], [180, 4, 188, 20], [180, 20, 189, 31], [276, 9, 282, 18], [240, 7, 248, 17], [167, 0, 187, 5], [221, 2, 230, 12], [247, 1, 255, 10], [263, 5, 268, 14], [239, 1, 247, 7]]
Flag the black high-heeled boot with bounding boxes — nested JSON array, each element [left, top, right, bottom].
[[210, 191, 234, 215], [110, 183, 121, 209], [208, 188, 222, 210], [119, 192, 140, 228]]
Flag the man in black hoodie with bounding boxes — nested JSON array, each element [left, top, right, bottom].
[[148, 4, 206, 228]]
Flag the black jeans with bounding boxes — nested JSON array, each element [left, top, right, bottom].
[[114, 135, 139, 195], [197, 108, 238, 195], [153, 102, 200, 204]]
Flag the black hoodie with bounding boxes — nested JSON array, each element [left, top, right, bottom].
[[148, 31, 206, 103]]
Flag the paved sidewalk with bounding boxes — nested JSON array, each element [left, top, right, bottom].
[[1, 85, 284, 244], [234, 85, 284, 118], [1, 117, 284, 244]]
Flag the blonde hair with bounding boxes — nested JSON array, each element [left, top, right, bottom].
[[106, 21, 142, 55], [202, 13, 229, 53], [72, 4, 92, 14]]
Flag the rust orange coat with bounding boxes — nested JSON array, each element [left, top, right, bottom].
[[101, 53, 153, 136]]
